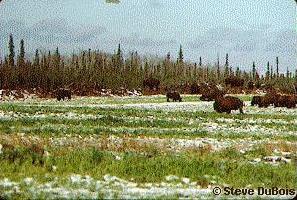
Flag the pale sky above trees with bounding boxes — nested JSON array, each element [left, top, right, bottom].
[[0, 0, 296, 73]]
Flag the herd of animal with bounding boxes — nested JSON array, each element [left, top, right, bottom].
[[54, 76, 297, 114], [55, 86, 297, 115], [251, 93, 297, 109]]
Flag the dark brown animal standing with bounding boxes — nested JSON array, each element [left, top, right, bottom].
[[258, 93, 277, 108], [166, 91, 182, 102], [56, 88, 71, 101], [285, 95, 297, 108], [274, 94, 297, 108], [214, 96, 244, 114], [143, 78, 160, 91], [251, 96, 262, 106]]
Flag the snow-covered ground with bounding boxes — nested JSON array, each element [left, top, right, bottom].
[[0, 175, 294, 199]]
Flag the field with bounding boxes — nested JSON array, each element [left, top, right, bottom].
[[0, 95, 296, 199]]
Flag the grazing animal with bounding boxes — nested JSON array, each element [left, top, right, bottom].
[[56, 88, 71, 101], [251, 96, 262, 106], [258, 93, 276, 108], [214, 96, 244, 114], [285, 95, 297, 108], [274, 94, 297, 108], [166, 91, 182, 102], [143, 78, 160, 91], [225, 77, 244, 87]]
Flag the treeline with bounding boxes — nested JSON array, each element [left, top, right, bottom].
[[0, 34, 296, 93]]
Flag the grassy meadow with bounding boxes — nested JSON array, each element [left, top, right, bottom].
[[0, 95, 296, 199]]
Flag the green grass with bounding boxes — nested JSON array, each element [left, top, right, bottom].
[[0, 95, 296, 198], [0, 104, 296, 141], [0, 148, 296, 188]]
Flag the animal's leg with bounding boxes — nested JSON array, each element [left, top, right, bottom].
[[240, 107, 244, 114]]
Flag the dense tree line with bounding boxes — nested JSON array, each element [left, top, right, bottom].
[[0, 34, 296, 94]]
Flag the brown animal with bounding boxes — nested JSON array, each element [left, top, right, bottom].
[[166, 91, 182, 102], [258, 93, 277, 108], [225, 77, 244, 87], [214, 96, 244, 114], [251, 96, 262, 106], [274, 94, 297, 108], [143, 78, 160, 91], [285, 95, 297, 108], [56, 88, 71, 101]]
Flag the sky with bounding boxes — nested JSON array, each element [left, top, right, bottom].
[[0, 0, 296, 74]]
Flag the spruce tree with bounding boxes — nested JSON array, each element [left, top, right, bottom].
[[217, 54, 220, 79], [276, 57, 279, 77], [236, 67, 240, 77], [55, 47, 60, 65], [252, 62, 256, 80], [225, 53, 229, 67], [266, 61, 270, 79], [8, 34, 15, 67], [116, 43, 123, 68], [34, 49, 40, 66], [178, 45, 183, 63], [18, 39, 25, 66]]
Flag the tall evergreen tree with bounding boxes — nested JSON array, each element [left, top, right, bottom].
[[55, 47, 60, 64], [252, 61, 256, 80], [178, 45, 183, 63], [199, 56, 202, 66], [8, 34, 15, 67], [116, 43, 123, 67], [217, 54, 220, 79], [34, 49, 40, 66], [236, 67, 240, 77], [166, 52, 171, 61], [225, 53, 229, 67], [18, 39, 25, 66], [276, 57, 279, 77], [266, 61, 270, 79]]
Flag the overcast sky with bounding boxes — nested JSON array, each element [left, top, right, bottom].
[[0, 0, 296, 73]]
